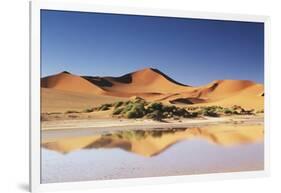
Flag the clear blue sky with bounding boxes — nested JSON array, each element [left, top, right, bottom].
[[41, 10, 264, 86]]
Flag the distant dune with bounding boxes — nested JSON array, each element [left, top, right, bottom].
[[41, 68, 264, 112], [41, 88, 125, 113], [41, 71, 105, 95]]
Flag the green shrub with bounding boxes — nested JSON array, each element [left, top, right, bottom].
[[146, 110, 163, 120], [124, 103, 145, 118], [174, 108, 188, 117], [114, 101, 124, 108], [113, 107, 124, 115], [223, 108, 233, 115], [125, 111, 137, 118], [162, 105, 176, 112], [122, 103, 134, 113], [83, 108, 94, 113], [147, 102, 163, 111], [189, 112, 199, 117], [240, 109, 254, 115], [162, 112, 170, 118], [203, 109, 219, 117], [98, 104, 111, 111]]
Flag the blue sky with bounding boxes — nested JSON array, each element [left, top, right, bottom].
[[41, 10, 264, 86]]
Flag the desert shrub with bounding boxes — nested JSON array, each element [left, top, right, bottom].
[[131, 96, 146, 103], [189, 111, 199, 117], [162, 112, 170, 118], [98, 104, 111, 111], [65, 110, 80, 114], [125, 111, 137, 118], [223, 108, 233, 115], [147, 102, 163, 112], [124, 103, 145, 118], [240, 109, 255, 115], [114, 101, 124, 109], [195, 109, 203, 116], [83, 108, 94, 113], [256, 109, 264, 113], [205, 106, 221, 111], [122, 103, 134, 113], [187, 106, 199, 111], [124, 101, 131, 105], [174, 108, 189, 117], [202, 108, 219, 117], [162, 105, 176, 113], [113, 107, 124, 115], [232, 105, 242, 110], [100, 105, 110, 111], [146, 110, 163, 120]]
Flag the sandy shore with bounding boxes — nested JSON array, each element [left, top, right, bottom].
[[41, 115, 263, 132]]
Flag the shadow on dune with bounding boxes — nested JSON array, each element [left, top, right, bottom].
[[82, 68, 190, 88]]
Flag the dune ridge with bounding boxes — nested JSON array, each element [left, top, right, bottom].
[[41, 68, 264, 111], [41, 71, 105, 95]]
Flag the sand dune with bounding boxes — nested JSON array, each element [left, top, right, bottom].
[[42, 71, 105, 95], [196, 80, 256, 100], [41, 68, 264, 111], [103, 68, 192, 93], [41, 88, 125, 113], [202, 84, 264, 110], [82, 68, 194, 98]]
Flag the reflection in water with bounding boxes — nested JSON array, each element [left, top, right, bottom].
[[42, 124, 263, 157]]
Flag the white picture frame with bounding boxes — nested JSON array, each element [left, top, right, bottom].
[[30, 0, 270, 192]]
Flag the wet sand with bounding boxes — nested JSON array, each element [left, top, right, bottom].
[[41, 115, 263, 132]]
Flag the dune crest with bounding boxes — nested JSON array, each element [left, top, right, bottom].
[[196, 80, 256, 100], [41, 68, 264, 111], [41, 71, 105, 95], [87, 68, 193, 95]]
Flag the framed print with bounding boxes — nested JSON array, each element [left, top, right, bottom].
[[30, 0, 270, 192]]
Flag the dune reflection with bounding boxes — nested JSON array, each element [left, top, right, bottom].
[[42, 124, 263, 157]]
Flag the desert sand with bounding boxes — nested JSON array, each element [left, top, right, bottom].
[[41, 68, 264, 113], [41, 88, 125, 113], [41, 114, 263, 130], [41, 68, 264, 183]]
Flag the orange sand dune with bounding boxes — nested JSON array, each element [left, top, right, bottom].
[[85, 68, 194, 95], [146, 80, 263, 109], [202, 84, 264, 110], [41, 88, 125, 113], [42, 71, 105, 95], [41, 68, 264, 110], [196, 80, 257, 100]]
